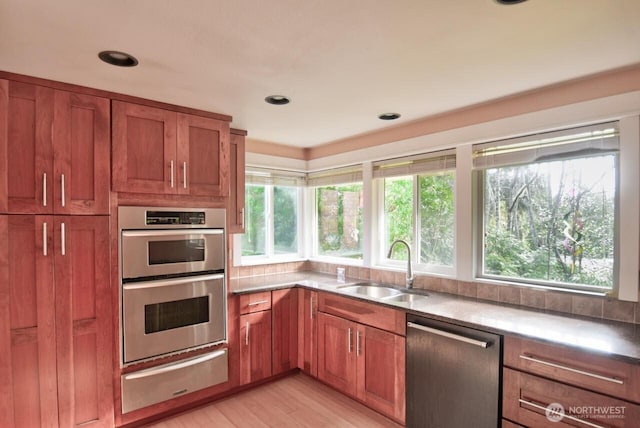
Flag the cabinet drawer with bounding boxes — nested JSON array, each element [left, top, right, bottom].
[[502, 420, 525, 428], [504, 336, 640, 404], [318, 292, 404, 336], [121, 349, 228, 414], [239, 291, 272, 314], [504, 368, 640, 428]]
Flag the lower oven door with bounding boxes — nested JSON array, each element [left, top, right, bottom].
[[122, 274, 226, 364]]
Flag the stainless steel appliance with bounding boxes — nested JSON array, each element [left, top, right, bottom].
[[406, 315, 501, 428], [119, 206, 227, 364]]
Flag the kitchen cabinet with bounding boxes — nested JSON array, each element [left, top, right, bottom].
[[239, 310, 272, 385], [272, 288, 298, 375], [297, 289, 318, 377], [0, 80, 110, 215], [0, 215, 113, 427], [503, 336, 640, 427], [112, 101, 229, 198], [228, 130, 245, 234], [317, 294, 405, 423], [317, 313, 357, 395]]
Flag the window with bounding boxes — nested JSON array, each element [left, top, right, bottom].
[[474, 123, 619, 291], [376, 151, 456, 272], [309, 166, 363, 260], [241, 169, 304, 261]]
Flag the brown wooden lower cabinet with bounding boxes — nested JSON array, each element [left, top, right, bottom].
[[503, 367, 640, 428], [298, 289, 318, 377], [317, 312, 405, 423], [239, 310, 272, 385], [0, 215, 113, 427], [272, 288, 298, 375]]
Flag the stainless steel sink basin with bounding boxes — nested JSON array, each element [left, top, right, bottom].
[[384, 293, 428, 303], [338, 285, 403, 299]]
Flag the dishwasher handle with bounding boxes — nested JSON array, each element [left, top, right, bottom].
[[408, 321, 491, 348]]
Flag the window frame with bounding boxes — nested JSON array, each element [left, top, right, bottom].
[[473, 123, 620, 294], [311, 181, 365, 265], [377, 171, 456, 276], [239, 183, 304, 264]]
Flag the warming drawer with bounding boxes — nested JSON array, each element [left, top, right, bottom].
[[121, 349, 228, 413]]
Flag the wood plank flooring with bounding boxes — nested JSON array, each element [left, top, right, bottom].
[[146, 373, 402, 427]]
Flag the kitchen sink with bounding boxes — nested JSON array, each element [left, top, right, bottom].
[[338, 284, 403, 299], [384, 293, 428, 303]]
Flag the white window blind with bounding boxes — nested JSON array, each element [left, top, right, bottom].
[[306, 165, 363, 187], [473, 122, 619, 169], [373, 149, 456, 178], [245, 167, 306, 186]]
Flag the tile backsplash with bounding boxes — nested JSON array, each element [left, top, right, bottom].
[[236, 260, 640, 325]]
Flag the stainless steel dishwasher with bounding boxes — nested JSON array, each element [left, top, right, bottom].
[[406, 315, 501, 428]]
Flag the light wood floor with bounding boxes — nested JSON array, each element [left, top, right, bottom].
[[146, 373, 402, 428]]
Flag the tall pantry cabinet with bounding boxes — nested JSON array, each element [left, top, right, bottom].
[[0, 79, 113, 427]]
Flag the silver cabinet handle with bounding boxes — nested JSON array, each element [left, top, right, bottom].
[[183, 161, 187, 189], [310, 295, 314, 320], [43, 222, 47, 256], [43, 173, 47, 207], [348, 327, 352, 353], [519, 355, 623, 385], [245, 321, 250, 346], [248, 300, 269, 306], [170, 160, 174, 188], [61, 222, 65, 256], [356, 330, 361, 356], [241, 208, 245, 229], [407, 322, 490, 348], [123, 350, 226, 380], [518, 399, 605, 428], [61, 174, 65, 207]]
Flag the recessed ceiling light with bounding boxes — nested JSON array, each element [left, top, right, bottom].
[[98, 50, 139, 67], [378, 113, 401, 120], [495, 0, 528, 4], [265, 95, 290, 105]]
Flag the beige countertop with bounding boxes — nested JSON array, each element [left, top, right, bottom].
[[231, 272, 640, 363]]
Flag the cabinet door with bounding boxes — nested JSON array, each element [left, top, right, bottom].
[[297, 289, 318, 377], [317, 313, 357, 397], [239, 311, 272, 385], [0, 215, 58, 427], [272, 289, 298, 375], [54, 216, 113, 427], [176, 113, 229, 196], [228, 132, 245, 233], [356, 325, 405, 423], [112, 101, 176, 194], [53, 91, 110, 214], [0, 80, 54, 214]]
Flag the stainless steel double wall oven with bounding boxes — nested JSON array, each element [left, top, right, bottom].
[[119, 206, 227, 365]]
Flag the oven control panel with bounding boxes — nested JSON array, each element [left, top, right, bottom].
[[146, 210, 206, 225]]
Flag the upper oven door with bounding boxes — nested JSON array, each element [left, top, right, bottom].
[[122, 229, 224, 280]]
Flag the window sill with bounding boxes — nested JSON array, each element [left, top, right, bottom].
[[238, 256, 306, 267], [473, 276, 612, 298]]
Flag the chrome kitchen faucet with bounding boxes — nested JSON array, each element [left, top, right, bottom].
[[387, 239, 414, 289]]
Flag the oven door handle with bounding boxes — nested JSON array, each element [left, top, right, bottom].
[[123, 273, 224, 290], [123, 350, 227, 380], [122, 229, 223, 238]]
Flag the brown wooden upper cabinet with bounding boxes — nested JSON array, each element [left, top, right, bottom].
[[0, 80, 110, 214], [112, 101, 230, 197], [228, 130, 245, 233]]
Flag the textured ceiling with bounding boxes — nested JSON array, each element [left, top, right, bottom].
[[1, 0, 639, 147]]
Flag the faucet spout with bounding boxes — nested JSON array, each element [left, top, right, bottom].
[[387, 239, 414, 289]]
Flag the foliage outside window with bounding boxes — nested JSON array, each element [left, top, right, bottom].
[[476, 124, 618, 291], [316, 184, 363, 259], [384, 172, 455, 267], [242, 184, 300, 258]]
